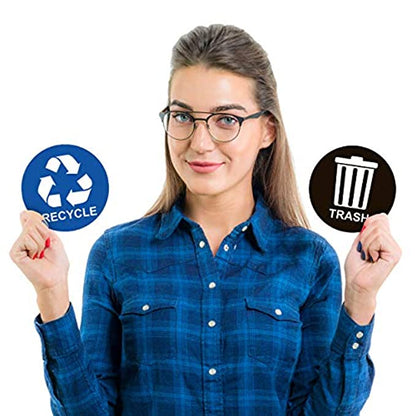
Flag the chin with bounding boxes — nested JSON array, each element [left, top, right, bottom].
[[185, 182, 228, 197]]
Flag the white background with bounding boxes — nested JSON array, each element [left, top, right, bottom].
[[0, 1, 414, 414]]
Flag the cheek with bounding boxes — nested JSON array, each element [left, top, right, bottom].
[[168, 140, 185, 165], [226, 133, 261, 166]]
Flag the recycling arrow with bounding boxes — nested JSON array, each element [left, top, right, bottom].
[[37, 155, 93, 208], [38, 176, 61, 207], [66, 173, 93, 206], [56, 155, 80, 174], [45, 154, 80, 174], [45, 157, 61, 173]]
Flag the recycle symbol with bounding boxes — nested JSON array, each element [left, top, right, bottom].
[[37, 154, 93, 208]]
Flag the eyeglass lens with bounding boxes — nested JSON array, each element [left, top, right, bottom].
[[163, 112, 240, 142]]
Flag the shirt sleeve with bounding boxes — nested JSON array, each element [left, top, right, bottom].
[[287, 238, 375, 415], [34, 232, 121, 416]]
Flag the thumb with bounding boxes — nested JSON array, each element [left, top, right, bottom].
[[19, 211, 29, 227], [20, 210, 44, 228]]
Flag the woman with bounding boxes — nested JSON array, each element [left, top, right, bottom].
[[10, 24, 401, 415]]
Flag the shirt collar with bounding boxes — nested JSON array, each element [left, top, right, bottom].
[[155, 187, 277, 253]]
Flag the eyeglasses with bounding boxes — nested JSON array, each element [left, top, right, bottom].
[[159, 106, 269, 143]]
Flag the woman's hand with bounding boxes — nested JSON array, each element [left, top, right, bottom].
[[9, 210, 70, 322], [344, 213, 401, 325]]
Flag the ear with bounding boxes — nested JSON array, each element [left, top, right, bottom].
[[259, 114, 276, 150]]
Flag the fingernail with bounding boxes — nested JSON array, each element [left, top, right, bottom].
[[32, 253, 38, 259], [361, 250, 366, 261], [39, 250, 45, 259], [45, 237, 51, 248], [357, 241, 362, 252], [369, 255, 374, 263]]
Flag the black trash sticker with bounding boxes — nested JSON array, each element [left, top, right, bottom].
[[309, 145, 395, 232]]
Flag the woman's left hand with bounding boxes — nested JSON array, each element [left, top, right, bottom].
[[344, 213, 401, 324]]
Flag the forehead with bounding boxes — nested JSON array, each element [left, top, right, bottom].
[[170, 65, 256, 111]]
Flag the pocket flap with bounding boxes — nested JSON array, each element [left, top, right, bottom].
[[244, 296, 300, 322], [122, 298, 178, 316]]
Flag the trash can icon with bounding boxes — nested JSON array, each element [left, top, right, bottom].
[[333, 156, 378, 210]]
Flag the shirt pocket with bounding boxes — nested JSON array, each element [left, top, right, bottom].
[[244, 296, 302, 367], [120, 297, 178, 364]]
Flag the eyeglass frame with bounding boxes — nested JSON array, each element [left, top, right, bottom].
[[158, 106, 270, 143]]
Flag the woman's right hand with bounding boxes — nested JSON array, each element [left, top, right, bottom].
[[9, 210, 70, 322]]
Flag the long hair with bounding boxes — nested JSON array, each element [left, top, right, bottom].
[[144, 24, 310, 229]]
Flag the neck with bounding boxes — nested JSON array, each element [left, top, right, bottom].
[[182, 185, 256, 236]]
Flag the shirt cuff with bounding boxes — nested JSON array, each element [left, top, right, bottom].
[[34, 302, 82, 359], [330, 303, 375, 358]]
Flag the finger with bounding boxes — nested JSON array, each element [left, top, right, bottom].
[[358, 228, 378, 262], [360, 227, 385, 262], [20, 221, 51, 259], [26, 219, 48, 244], [349, 231, 362, 256], [362, 213, 390, 234], [17, 232, 39, 260], [19, 211, 28, 227], [359, 216, 390, 261], [20, 210, 44, 228], [11, 214, 48, 266], [363, 229, 400, 265], [352, 231, 361, 247], [34, 221, 50, 242], [21, 210, 52, 249]]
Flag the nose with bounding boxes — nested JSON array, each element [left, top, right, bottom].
[[189, 120, 216, 152]]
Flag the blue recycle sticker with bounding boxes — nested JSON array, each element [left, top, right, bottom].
[[21, 144, 109, 231]]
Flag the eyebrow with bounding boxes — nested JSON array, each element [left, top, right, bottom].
[[169, 99, 247, 113]]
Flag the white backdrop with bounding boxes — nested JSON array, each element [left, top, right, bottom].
[[1, 1, 414, 414]]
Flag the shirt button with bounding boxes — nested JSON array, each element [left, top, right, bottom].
[[208, 320, 216, 327], [209, 368, 217, 375], [242, 225, 248, 232], [274, 308, 282, 316], [223, 244, 229, 252], [209, 282, 216, 289], [356, 331, 364, 339], [142, 304, 150, 311], [199, 241, 206, 248], [352, 342, 360, 350]]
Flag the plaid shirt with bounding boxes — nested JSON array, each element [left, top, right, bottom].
[[35, 188, 375, 415]]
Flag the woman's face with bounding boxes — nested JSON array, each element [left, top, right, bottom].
[[168, 65, 275, 198]]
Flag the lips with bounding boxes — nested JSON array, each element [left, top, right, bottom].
[[187, 161, 224, 167], [187, 160, 224, 173]]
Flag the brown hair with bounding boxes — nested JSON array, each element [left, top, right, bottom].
[[144, 23, 310, 229]]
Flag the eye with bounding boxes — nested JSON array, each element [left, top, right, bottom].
[[172, 112, 192, 123], [217, 115, 238, 127]]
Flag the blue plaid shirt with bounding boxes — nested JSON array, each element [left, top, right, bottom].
[[35, 189, 375, 415]]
